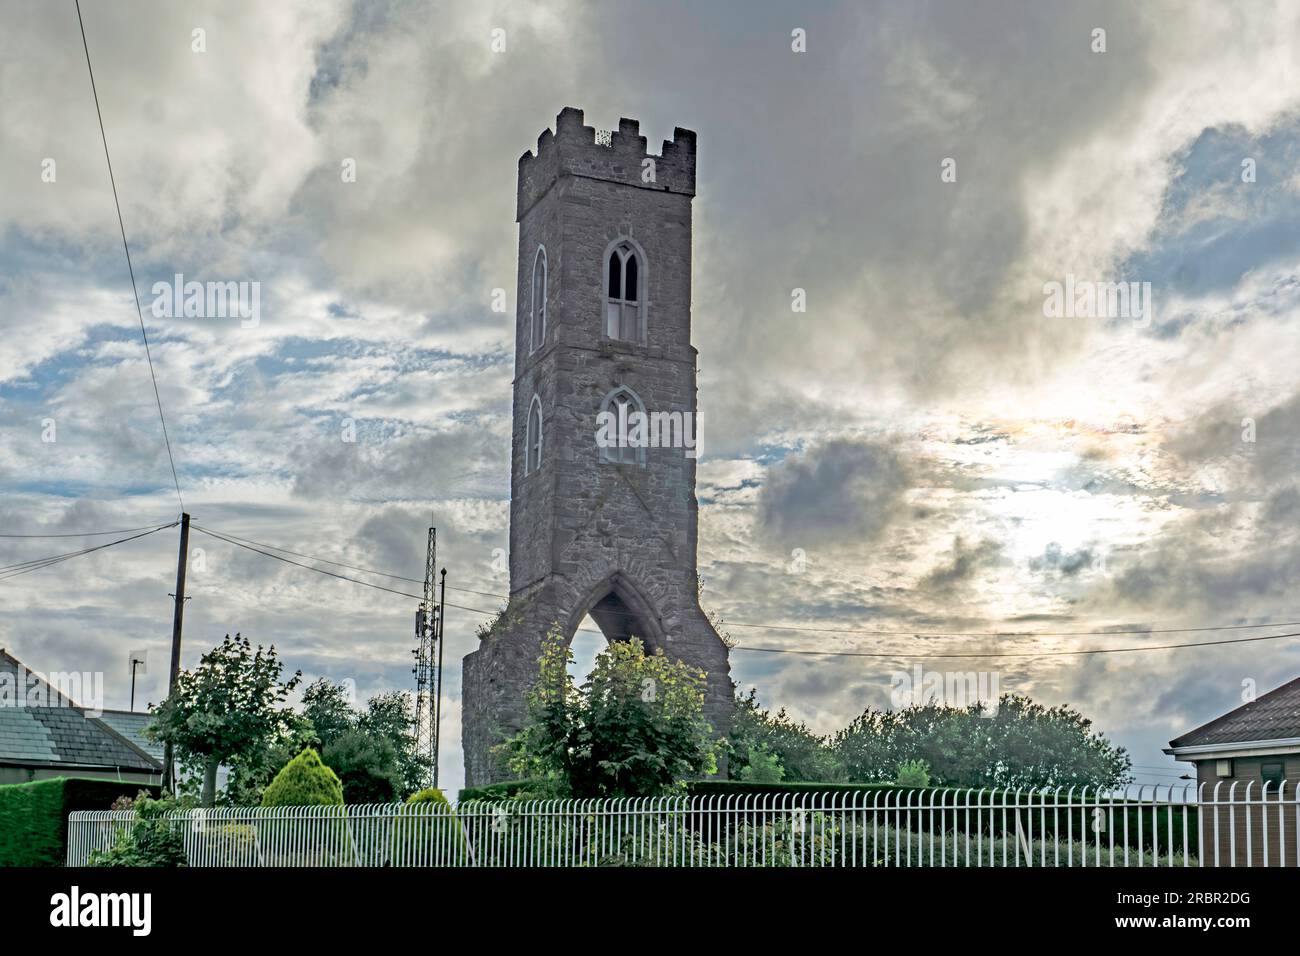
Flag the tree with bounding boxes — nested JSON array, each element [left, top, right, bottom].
[[500, 627, 718, 798], [726, 688, 843, 782], [833, 694, 1132, 791], [323, 730, 404, 803], [357, 691, 429, 796], [146, 633, 301, 807], [736, 743, 785, 783], [299, 678, 430, 802], [300, 678, 356, 746], [894, 759, 931, 787], [218, 709, 317, 807]]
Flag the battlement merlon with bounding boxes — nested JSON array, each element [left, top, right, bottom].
[[517, 107, 696, 220]]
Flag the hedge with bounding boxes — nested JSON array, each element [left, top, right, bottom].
[[0, 777, 159, 867], [687, 780, 920, 798], [458, 779, 549, 803], [458, 778, 938, 802]]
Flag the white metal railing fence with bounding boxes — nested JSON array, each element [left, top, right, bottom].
[[66, 782, 1299, 867]]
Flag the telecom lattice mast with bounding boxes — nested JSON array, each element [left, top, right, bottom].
[[412, 525, 439, 788]]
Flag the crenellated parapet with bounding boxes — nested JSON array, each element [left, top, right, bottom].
[[517, 107, 696, 219]]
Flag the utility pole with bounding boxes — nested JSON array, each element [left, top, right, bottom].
[[129, 656, 142, 712], [433, 567, 446, 789], [161, 512, 190, 790]]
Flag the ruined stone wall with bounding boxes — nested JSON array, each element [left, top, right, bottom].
[[463, 108, 731, 788]]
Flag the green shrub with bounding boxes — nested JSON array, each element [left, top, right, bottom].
[[0, 777, 159, 867], [200, 822, 258, 866], [391, 787, 468, 865], [737, 744, 786, 783], [833, 695, 1132, 791], [895, 759, 931, 788], [457, 778, 560, 803], [254, 750, 348, 865], [727, 688, 842, 782], [88, 792, 187, 868], [407, 787, 450, 807], [499, 630, 717, 798], [0, 779, 65, 867], [260, 748, 344, 807]]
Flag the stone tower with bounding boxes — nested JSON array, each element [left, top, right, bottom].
[[461, 107, 733, 787]]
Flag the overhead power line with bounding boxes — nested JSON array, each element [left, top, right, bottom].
[[191, 524, 503, 599], [191, 525, 428, 601], [76, 0, 184, 513], [696, 618, 1300, 639], [193, 525, 651, 638], [192, 522, 1300, 640], [189, 524, 1300, 659], [0, 522, 173, 568], [0, 523, 177, 581], [732, 630, 1300, 660], [17, 514, 1300, 648], [0, 522, 177, 539], [192, 526, 426, 585]]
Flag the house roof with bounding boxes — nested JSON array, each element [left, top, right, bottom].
[[95, 709, 164, 762], [0, 649, 161, 773], [1169, 676, 1300, 750]]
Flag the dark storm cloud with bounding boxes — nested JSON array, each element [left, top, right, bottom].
[[1167, 391, 1300, 480], [1103, 388, 1300, 615], [756, 439, 911, 545], [1110, 534, 1300, 614], [918, 535, 1003, 593], [1264, 485, 1300, 525], [351, 504, 504, 585], [1030, 542, 1097, 578]]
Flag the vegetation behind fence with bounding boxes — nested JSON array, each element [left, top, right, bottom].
[[0, 777, 157, 867], [64, 783, 1300, 868]]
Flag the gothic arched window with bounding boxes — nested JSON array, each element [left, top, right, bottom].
[[598, 385, 646, 466], [530, 246, 547, 352], [525, 395, 543, 475], [604, 240, 643, 343]]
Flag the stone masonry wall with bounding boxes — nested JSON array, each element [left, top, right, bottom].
[[463, 108, 731, 787]]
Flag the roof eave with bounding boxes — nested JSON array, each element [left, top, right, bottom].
[[1164, 736, 1300, 761]]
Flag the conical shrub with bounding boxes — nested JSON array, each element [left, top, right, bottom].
[[260, 748, 344, 807]]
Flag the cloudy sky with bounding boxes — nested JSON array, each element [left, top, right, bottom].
[[3, 0, 1300, 794]]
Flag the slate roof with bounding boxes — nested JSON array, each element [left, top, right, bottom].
[[95, 709, 164, 762], [1170, 676, 1300, 749], [0, 649, 161, 772]]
